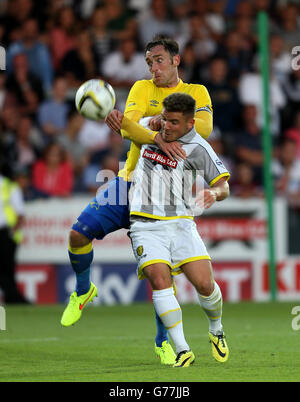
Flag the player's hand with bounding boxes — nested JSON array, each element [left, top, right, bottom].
[[148, 115, 162, 131], [195, 189, 218, 210], [154, 133, 186, 161], [105, 109, 123, 133]]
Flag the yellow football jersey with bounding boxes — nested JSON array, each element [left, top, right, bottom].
[[118, 79, 213, 181]]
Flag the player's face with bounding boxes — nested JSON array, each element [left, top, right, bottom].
[[145, 45, 180, 87], [161, 109, 194, 142]]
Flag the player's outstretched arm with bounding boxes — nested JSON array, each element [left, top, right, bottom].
[[107, 112, 186, 161]]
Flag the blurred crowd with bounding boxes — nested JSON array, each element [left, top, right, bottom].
[[0, 0, 300, 209]]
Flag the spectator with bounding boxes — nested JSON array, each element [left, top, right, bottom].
[[272, 138, 300, 208], [83, 150, 120, 194], [6, 52, 44, 117], [137, 0, 177, 47], [32, 142, 74, 197], [215, 30, 254, 84], [58, 110, 88, 192], [238, 59, 286, 137], [231, 162, 263, 199], [284, 110, 300, 158], [104, 0, 137, 42], [61, 31, 98, 88], [280, 68, 300, 131], [101, 38, 151, 109], [77, 118, 112, 154], [235, 104, 264, 185], [205, 0, 227, 42], [37, 76, 69, 143], [170, 0, 191, 48], [101, 38, 150, 88], [89, 6, 115, 74], [178, 41, 203, 84], [0, 71, 14, 112], [203, 57, 242, 138], [6, 18, 53, 93], [0, 107, 20, 178], [272, 3, 300, 51], [269, 34, 291, 82], [183, 13, 217, 64], [15, 115, 39, 170], [49, 6, 77, 71], [2, 0, 36, 45], [0, 171, 29, 304]]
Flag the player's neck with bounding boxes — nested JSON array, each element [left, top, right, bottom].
[[159, 73, 180, 88], [166, 75, 180, 88]]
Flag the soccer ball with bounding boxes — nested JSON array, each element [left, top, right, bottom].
[[75, 79, 116, 120]]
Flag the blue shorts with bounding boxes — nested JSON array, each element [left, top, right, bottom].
[[72, 177, 131, 240]]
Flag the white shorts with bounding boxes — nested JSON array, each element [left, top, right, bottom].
[[129, 218, 211, 280]]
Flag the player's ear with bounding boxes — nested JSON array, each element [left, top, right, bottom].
[[173, 55, 180, 67], [187, 117, 195, 130]]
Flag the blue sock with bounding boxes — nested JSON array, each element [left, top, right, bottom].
[[68, 245, 93, 296], [155, 310, 169, 347]]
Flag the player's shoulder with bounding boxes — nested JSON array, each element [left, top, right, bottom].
[[131, 79, 154, 90], [180, 82, 211, 102], [181, 82, 209, 93], [187, 130, 214, 154]]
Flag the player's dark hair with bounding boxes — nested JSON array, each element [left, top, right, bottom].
[[163, 93, 196, 118], [144, 35, 179, 57]]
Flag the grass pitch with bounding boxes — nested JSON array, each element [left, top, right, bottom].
[[0, 301, 299, 382]]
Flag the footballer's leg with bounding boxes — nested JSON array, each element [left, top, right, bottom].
[[154, 277, 177, 364], [61, 177, 170, 348], [182, 260, 229, 363], [61, 230, 97, 326], [144, 263, 194, 367]]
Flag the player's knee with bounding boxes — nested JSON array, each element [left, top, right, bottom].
[[151, 276, 173, 291], [69, 229, 91, 249], [197, 278, 214, 297]]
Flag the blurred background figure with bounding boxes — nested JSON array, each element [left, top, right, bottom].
[[31, 142, 73, 198], [6, 52, 44, 118], [61, 30, 98, 90], [284, 109, 300, 158], [137, 0, 177, 46], [58, 109, 89, 193], [231, 162, 263, 199], [235, 104, 265, 186], [203, 56, 242, 144], [101, 38, 151, 110], [6, 18, 53, 93], [37, 76, 69, 143], [272, 138, 300, 208], [49, 6, 78, 73], [89, 5, 115, 74], [0, 171, 28, 303]]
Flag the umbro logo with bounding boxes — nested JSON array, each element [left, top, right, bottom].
[[150, 99, 159, 107]]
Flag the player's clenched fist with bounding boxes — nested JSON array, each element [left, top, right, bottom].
[[195, 189, 218, 210]]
